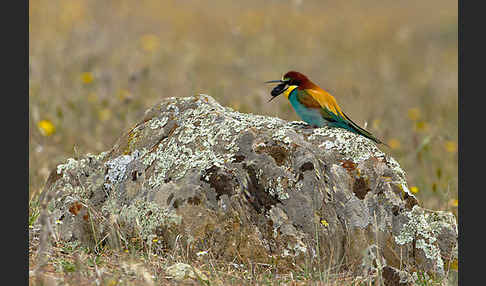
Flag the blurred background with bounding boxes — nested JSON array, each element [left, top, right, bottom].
[[29, 0, 457, 215]]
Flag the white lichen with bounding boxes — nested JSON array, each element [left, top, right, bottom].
[[57, 158, 85, 176], [308, 126, 382, 163], [267, 176, 290, 200], [308, 125, 408, 185], [149, 117, 168, 130], [104, 150, 143, 190], [86, 151, 109, 161], [282, 240, 308, 257], [395, 206, 444, 275], [272, 128, 293, 144], [143, 94, 289, 189], [142, 94, 407, 207], [57, 151, 109, 181]]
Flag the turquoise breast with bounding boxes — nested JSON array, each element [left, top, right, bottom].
[[288, 89, 328, 127]]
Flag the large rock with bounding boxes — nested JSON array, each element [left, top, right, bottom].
[[39, 94, 457, 279]]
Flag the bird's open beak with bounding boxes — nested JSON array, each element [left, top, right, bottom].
[[267, 96, 278, 103], [264, 80, 283, 84], [265, 80, 288, 102]]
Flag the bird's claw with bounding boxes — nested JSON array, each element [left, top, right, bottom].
[[288, 121, 313, 129]]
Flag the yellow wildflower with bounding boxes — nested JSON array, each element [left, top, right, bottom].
[[449, 199, 458, 208], [444, 141, 457, 153], [320, 219, 329, 227], [140, 34, 160, 52], [407, 108, 421, 121], [414, 121, 429, 133], [388, 138, 401, 150], [38, 120, 56, 136], [410, 186, 419, 194], [81, 72, 94, 84]]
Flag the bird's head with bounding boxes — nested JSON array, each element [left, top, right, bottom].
[[265, 71, 313, 102]]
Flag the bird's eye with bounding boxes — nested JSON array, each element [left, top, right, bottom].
[[284, 78, 297, 85]]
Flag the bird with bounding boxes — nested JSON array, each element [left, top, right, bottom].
[[265, 70, 385, 145]]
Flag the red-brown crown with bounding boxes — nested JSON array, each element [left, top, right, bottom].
[[283, 71, 316, 89]]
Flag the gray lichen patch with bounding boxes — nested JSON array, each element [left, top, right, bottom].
[[307, 126, 408, 186], [104, 150, 144, 191], [425, 210, 458, 235], [267, 176, 290, 201], [308, 126, 380, 162], [140, 94, 292, 190], [148, 116, 169, 130], [136, 94, 406, 202], [56, 158, 89, 179], [395, 206, 446, 276]]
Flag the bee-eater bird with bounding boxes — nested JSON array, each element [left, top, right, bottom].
[[266, 71, 385, 145]]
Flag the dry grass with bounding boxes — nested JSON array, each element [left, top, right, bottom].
[[27, 226, 407, 286], [29, 0, 457, 284]]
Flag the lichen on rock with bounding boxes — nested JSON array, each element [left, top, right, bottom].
[[39, 94, 457, 278]]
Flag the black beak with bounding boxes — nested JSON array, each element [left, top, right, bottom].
[[265, 80, 288, 102], [267, 95, 278, 103]]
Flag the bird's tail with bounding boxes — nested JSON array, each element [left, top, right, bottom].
[[340, 112, 388, 146]]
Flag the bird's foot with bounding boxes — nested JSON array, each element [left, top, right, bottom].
[[288, 121, 313, 129]]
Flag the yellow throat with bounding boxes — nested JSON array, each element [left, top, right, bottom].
[[283, 85, 298, 99]]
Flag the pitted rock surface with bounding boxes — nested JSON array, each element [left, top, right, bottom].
[[39, 94, 457, 277]]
